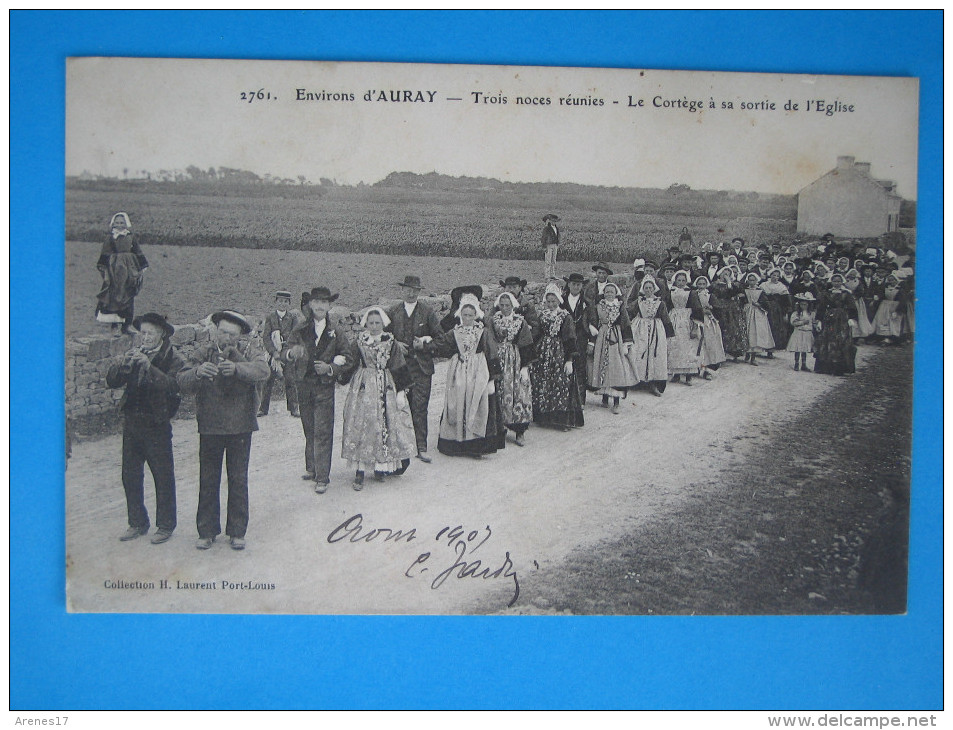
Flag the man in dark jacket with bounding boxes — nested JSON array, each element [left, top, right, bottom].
[[385, 275, 444, 463], [178, 310, 270, 550], [106, 313, 184, 544], [562, 273, 591, 406], [582, 263, 613, 306], [285, 287, 357, 491], [258, 290, 304, 417]]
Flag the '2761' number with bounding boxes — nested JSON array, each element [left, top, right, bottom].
[[240, 89, 273, 102]]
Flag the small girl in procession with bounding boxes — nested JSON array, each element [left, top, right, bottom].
[[340, 307, 416, 488], [786, 293, 817, 371], [587, 282, 636, 414]]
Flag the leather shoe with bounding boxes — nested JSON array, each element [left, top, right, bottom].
[[416, 451, 432, 463], [301, 472, 316, 480], [119, 525, 148, 541], [196, 537, 214, 550], [229, 536, 245, 551], [290, 408, 300, 417], [314, 480, 329, 494], [150, 529, 173, 545]]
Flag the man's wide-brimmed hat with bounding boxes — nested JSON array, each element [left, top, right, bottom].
[[133, 312, 174, 338], [542, 214, 560, 222], [211, 310, 252, 334], [592, 262, 614, 275], [309, 286, 339, 303], [398, 275, 423, 289], [564, 272, 586, 284], [500, 276, 528, 288]]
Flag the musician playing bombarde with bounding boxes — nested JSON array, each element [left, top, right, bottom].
[[105, 313, 185, 544]]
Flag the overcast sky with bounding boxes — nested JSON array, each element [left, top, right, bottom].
[[67, 58, 919, 198]]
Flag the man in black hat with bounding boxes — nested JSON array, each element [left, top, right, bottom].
[[562, 273, 591, 406], [285, 288, 357, 491], [664, 245, 682, 268], [386, 275, 444, 463], [106, 313, 184, 544], [259, 290, 304, 418], [541, 214, 560, 281], [583, 262, 613, 306], [178, 310, 270, 550]]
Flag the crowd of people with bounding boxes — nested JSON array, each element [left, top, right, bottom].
[[96, 213, 915, 552]]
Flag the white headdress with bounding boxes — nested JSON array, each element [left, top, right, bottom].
[[455, 293, 485, 320], [543, 282, 564, 305], [494, 291, 520, 311], [359, 306, 391, 329]]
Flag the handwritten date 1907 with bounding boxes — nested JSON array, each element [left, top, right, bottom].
[[326, 514, 523, 607]]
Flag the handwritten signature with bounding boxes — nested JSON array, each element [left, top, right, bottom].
[[327, 513, 523, 607]]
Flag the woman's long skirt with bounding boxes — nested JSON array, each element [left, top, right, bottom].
[[698, 314, 727, 367], [589, 325, 638, 395], [667, 307, 701, 375], [531, 336, 584, 429], [814, 308, 857, 375], [341, 367, 417, 472], [744, 304, 776, 353]]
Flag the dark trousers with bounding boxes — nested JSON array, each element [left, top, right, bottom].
[[197, 433, 251, 539], [407, 361, 432, 454], [259, 367, 298, 414], [573, 352, 588, 405], [298, 379, 335, 482], [121, 420, 176, 532]]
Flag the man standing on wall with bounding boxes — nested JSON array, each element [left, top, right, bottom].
[[178, 310, 270, 551], [285, 287, 356, 492], [259, 290, 303, 418], [386, 275, 443, 464], [541, 213, 560, 281]]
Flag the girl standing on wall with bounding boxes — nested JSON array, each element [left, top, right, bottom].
[[95, 212, 148, 334]]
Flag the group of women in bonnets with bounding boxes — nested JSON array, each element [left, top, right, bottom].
[[93, 213, 915, 485], [334, 237, 914, 478]]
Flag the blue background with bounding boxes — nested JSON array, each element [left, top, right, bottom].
[[11, 10, 942, 709]]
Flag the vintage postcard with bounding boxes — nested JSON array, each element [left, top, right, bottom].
[[65, 58, 918, 614]]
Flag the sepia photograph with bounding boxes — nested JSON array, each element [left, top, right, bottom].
[[64, 58, 918, 616]]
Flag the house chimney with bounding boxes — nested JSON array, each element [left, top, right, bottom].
[[854, 162, 871, 176], [836, 156, 855, 169]]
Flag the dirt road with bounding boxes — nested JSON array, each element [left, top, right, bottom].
[[65, 345, 904, 615]]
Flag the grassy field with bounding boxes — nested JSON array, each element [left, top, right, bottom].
[[66, 182, 798, 264]]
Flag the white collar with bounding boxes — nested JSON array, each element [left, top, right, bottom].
[[404, 301, 417, 314]]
